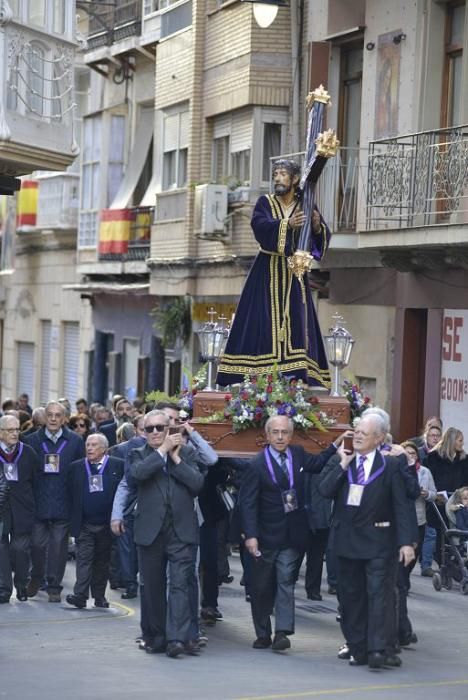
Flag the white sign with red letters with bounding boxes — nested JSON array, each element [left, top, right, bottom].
[[440, 310, 468, 429]]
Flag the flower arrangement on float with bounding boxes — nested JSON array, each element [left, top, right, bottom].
[[342, 379, 373, 424], [199, 370, 335, 433]]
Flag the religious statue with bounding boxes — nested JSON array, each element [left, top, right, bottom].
[[216, 87, 339, 389]]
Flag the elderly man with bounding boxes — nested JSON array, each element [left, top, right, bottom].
[[319, 414, 416, 669], [240, 415, 346, 652], [66, 434, 124, 609], [24, 400, 85, 602], [0, 415, 39, 603], [129, 410, 204, 658]]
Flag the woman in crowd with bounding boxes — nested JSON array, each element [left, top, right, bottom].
[[69, 413, 92, 441], [422, 428, 468, 564]]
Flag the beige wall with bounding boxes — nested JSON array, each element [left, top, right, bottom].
[[1, 241, 88, 404], [317, 299, 395, 412]]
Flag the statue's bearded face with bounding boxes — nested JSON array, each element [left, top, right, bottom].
[[273, 168, 293, 196]]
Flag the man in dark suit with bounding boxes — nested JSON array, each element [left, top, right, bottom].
[[240, 414, 344, 652], [0, 415, 40, 603], [129, 410, 204, 658], [24, 400, 85, 602], [66, 433, 124, 609], [319, 414, 416, 669]]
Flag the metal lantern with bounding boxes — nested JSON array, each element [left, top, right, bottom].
[[196, 309, 229, 391], [324, 314, 355, 397]]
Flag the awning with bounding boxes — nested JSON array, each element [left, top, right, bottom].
[[62, 282, 150, 295], [110, 108, 154, 209], [140, 172, 158, 207]]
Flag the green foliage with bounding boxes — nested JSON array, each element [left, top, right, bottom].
[[151, 297, 192, 348]]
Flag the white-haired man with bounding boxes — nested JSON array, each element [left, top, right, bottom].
[[0, 415, 39, 603], [66, 433, 124, 609], [129, 410, 204, 658], [240, 414, 349, 652], [319, 414, 416, 669], [23, 401, 85, 602]]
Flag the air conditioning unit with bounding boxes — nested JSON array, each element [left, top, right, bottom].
[[194, 184, 229, 240]]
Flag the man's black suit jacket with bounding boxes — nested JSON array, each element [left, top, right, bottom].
[[129, 444, 205, 547], [67, 456, 124, 538], [240, 443, 337, 552], [319, 451, 416, 560]]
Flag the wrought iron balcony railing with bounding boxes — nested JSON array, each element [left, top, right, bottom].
[[85, 0, 142, 49], [366, 125, 468, 230], [269, 147, 368, 233]]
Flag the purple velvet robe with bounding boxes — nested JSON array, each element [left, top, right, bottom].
[[217, 194, 331, 388]]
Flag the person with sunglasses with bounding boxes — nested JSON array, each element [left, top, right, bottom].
[[69, 414, 92, 441], [128, 410, 204, 658]]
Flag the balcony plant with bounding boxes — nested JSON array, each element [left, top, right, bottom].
[[151, 296, 192, 349]]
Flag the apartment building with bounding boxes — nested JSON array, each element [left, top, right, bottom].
[[302, 0, 468, 439], [68, 0, 309, 399], [0, 0, 80, 405]]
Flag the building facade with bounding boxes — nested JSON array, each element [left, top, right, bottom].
[[306, 0, 468, 439], [0, 0, 81, 406]]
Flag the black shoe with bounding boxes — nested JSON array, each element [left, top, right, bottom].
[[166, 641, 185, 658], [336, 613, 342, 623], [252, 637, 272, 649], [66, 594, 86, 609], [218, 575, 234, 585], [307, 592, 323, 601], [368, 651, 386, 669], [16, 588, 28, 602], [338, 643, 351, 660], [184, 640, 201, 655], [349, 655, 368, 666], [94, 597, 110, 608], [26, 580, 40, 598], [200, 606, 222, 621], [272, 632, 291, 651], [399, 633, 417, 647], [384, 653, 402, 667], [145, 642, 166, 654], [245, 594, 252, 603], [121, 588, 138, 600], [328, 586, 337, 595]]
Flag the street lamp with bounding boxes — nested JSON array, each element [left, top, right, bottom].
[[241, 0, 289, 29], [196, 308, 230, 392], [323, 314, 355, 397]]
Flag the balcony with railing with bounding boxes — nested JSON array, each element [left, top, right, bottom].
[[269, 147, 368, 236], [84, 0, 142, 49], [366, 125, 468, 233], [98, 205, 153, 261]]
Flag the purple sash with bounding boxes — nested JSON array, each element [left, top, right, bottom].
[[0, 442, 23, 464], [42, 438, 68, 455], [347, 453, 386, 487], [264, 448, 294, 489], [85, 455, 109, 478]]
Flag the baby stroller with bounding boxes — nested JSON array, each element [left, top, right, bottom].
[[430, 498, 468, 595]]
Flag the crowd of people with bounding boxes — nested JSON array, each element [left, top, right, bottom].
[[0, 392, 467, 667]]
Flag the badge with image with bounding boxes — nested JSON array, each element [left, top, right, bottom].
[[44, 454, 60, 473], [3, 462, 18, 481]]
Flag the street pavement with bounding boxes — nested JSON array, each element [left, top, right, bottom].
[[0, 555, 467, 700]]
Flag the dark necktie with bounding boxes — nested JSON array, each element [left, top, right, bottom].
[[356, 455, 366, 485], [279, 452, 289, 480]]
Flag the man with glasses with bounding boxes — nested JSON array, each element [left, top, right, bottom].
[[240, 415, 345, 652], [24, 401, 85, 602], [129, 410, 204, 658], [0, 415, 39, 603]]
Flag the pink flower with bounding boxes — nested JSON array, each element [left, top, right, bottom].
[[266, 385, 273, 394], [224, 393, 232, 401]]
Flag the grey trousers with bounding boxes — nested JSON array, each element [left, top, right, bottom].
[[139, 521, 193, 647], [0, 533, 31, 597], [74, 523, 112, 600], [249, 546, 301, 639], [30, 519, 69, 593]]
